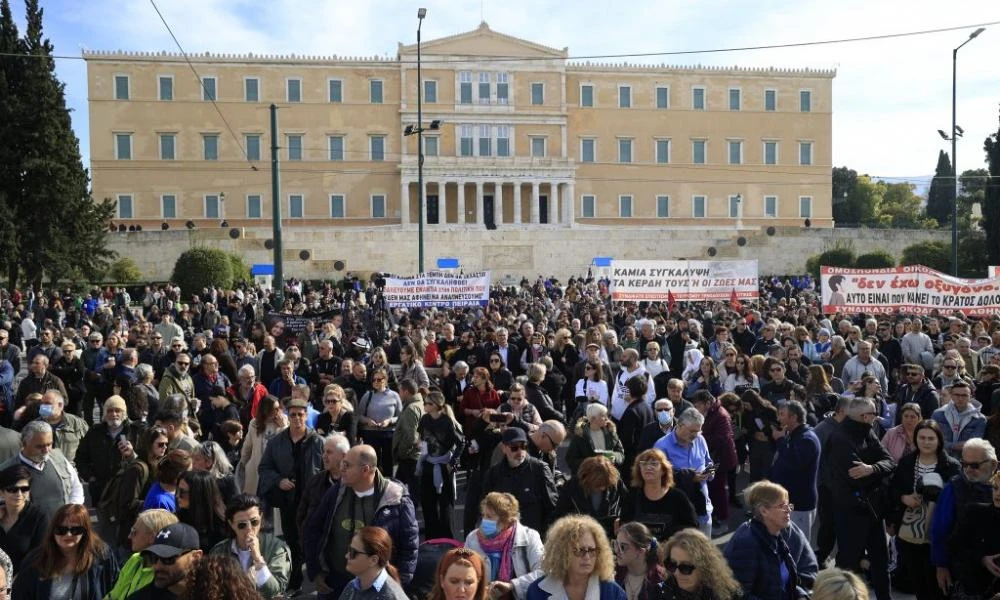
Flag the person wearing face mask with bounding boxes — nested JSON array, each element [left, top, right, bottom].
[[35, 389, 89, 463], [75, 395, 144, 512], [465, 492, 544, 600], [637, 399, 675, 453]]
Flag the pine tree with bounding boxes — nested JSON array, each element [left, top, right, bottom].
[[926, 150, 956, 226], [0, 0, 22, 287], [984, 107, 1000, 266]]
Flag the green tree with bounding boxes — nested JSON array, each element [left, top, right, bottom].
[[926, 150, 956, 227], [876, 182, 938, 229], [805, 244, 856, 281], [832, 167, 875, 225], [986, 109, 1000, 266], [957, 231, 989, 278], [107, 257, 142, 283], [855, 251, 896, 269], [171, 248, 234, 298], [227, 252, 251, 285], [900, 241, 950, 272]]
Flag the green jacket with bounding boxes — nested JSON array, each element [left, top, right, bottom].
[[210, 532, 291, 598], [103, 553, 151, 600], [392, 395, 424, 462]]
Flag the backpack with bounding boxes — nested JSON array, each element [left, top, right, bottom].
[[98, 460, 148, 525]]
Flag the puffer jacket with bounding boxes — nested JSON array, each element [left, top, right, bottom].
[[724, 518, 817, 600]]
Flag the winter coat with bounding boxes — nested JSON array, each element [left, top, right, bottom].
[[724, 519, 817, 600], [465, 523, 544, 600], [566, 419, 626, 474]]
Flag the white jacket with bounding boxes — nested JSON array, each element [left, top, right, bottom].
[[465, 523, 544, 600]]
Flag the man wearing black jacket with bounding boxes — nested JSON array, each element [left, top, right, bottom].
[[481, 428, 559, 536], [525, 363, 565, 423], [893, 364, 940, 423]]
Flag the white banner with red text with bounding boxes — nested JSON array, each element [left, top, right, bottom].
[[609, 260, 759, 302], [821, 265, 1000, 316], [382, 272, 491, 308]]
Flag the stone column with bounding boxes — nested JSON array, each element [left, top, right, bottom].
[[530, 181, 540, 224], [513, 182, 522, 225], [565, 181, 575, 227], [400, 180, 409, 225], [494, 182, 504, 225], [420, 179, 428, 227], [456, 181, 466, 225], [475, 181, 485, 225], [550, 182, 560, 225]]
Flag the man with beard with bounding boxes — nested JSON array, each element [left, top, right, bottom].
[[451, 329, 486, 370], [310, 340, 342, 408], [480, 428, 558, 535], [609, 348, 655, 421], [127, 523, 203, 599]]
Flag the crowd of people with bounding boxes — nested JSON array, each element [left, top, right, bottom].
[[0, 272, 999, 599]]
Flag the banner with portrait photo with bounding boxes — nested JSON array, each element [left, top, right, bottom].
[[382, 272, 491, 308], [609, 260, 759, 302], [821, 265, 1000, 316]]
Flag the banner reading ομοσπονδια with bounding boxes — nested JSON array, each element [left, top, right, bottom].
[[382, 272, 491, 308], [609, 260, 758, 302]]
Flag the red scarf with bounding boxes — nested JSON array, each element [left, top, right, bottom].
[[477, 522, 517, 581]]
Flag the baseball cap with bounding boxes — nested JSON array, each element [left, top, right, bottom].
[[501, 427, 527, 445], [144, 523, 200, 558], [585, 343, 601, 350]]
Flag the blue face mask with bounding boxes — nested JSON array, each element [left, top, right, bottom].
[[39, 404, 54, 418], [480, 518, 499, 537], [657, 410, 673, 426]]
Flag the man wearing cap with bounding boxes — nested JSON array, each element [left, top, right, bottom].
[[257, 397, 323, 594], [127, 522, 203, 599], [480, 427, 558, 535]]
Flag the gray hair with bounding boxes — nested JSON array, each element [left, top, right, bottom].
[[454, 361, 469, 372], [42, 389, 65, 405], [324, 433, 351, 454], [136, 363, 154, 382], [963, 438, 998, 463], [121, 348, 137, 363], [676, 407, 705, 428], [830, 335, 847, 350], [21, 420, 53, 444], [237, 364, 256, 379], [192, 441, 233, 478], [585, 403, 608, 419], [539, 420, 566, 440], [834, 395, 852, 415], [847, 397, 876, 419]]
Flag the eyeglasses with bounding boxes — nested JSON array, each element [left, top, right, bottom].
[[770, 367, 783, 372], [235, 518, 261, 530], [347, 546, 373, 559], [664, 560, 697, 575], [962, 460, 991, 470], [324, 398, 341, 405], [172, 344, 184, 348], [142, 550, 193, 566], [54, 525, 86, 537], [571, 546, 598, 557], [944, 365, 957, 370], [490, 358, 501, 363], [769, 502, 795, 512], [176, 361, 190, 367], [372, 377, 386, 383], [4, 486, 30, 494], [639, 460, 661, 470], [288, 411, 308, 418], [861, 411, 878, 418]]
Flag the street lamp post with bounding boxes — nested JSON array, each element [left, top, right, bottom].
[[949, 27, 985, 276], [417, 7, 426, 274]]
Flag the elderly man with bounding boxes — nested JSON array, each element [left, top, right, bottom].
[[820, 397, 895, 600], [304, 444, 418, 600], [0, 420, 84, 519], [441, 360, 471, 409], [157, 353, 194, 414], [256, 335, 285, 390], [15, 354, 68, 410], [655, 408, 715, 537], [75, 394, 145, 506], [931, 437, 997, 596], [481, 428, 559, 536], [932, 381, 986, 458], [298, 433, 350, 541], [841, 341, 889, 394], [36, 389, 89, 463], [638, 397, 676, 452]]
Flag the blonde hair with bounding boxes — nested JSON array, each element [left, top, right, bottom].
[[811, 568, 869, 600], [744, 480, 789, 519], [660, 529, 741, 600], [323, 383, 353, 411], [480, 492, 520, 527], [542, 515, 615, 582]]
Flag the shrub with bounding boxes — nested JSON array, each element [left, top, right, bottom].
[[805, 245, 856, 281], [107, 257, 142, 283], [900, 241, 950, 273], [227, 252, 251, 286], [170, 248, 233, 298], [854, 251, 896, 269]]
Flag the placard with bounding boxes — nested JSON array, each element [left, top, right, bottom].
[[609, 260, 759, 302], [821, 265, 1000, 316], [383, 272, 491, 308]]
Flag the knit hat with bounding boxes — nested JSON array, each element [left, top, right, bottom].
[[104, 395, 127, 416]]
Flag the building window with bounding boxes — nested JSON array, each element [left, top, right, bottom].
[[371, 194, 386, 218], [287, 78, 302, 103], [619, 85, 631, 108], [479, 125, 492, 157], [656, 195, 670, 218], [158, 76, 173, 101], [581, 195, 596, 218], [496, 126, 510, 157], [728, 141, 742, 165], [203, 135, 219, 160], [114, 75, 130, 100], [288, 194, 304, 218], [692, 86, 705, 110], [423, 136, 438, 157], [369, 135, 385, 161], [328, 79, 342, 103], [581, 138, 595, 163], [159, 134, 175, 160], [618, 138, 633, 164], [531, 136, 546, 158], [370, 80, 383, 104], [497, 72, 509, 105], [287, 135, 303, 161], [460, 125, 474, 157], [531, 82, 544, 105], [459, 72, 473, 104], [205, 194, 220, 219], [330, 194, 345, 218], [247, 194, 262, 219], [764, 141, 778, 165], [729, 195, 742, 218], [619, 195, 633, 218], [580, 84, 594, 108], [161, 195, 176, 219], [201, 76, 216, 101], [800, 196, 813, 218], [764, 89, 776, 111], [328, 136, 344, 161], [424, 80, 437, 103], [117, 194, 133, 218], [656, 86, 669, 109], [245, 78, 259, 102], [246, 135, 261, 161], [799, 142, 813, 166], [800, 90, 812, 112], [114, 133, 132, 160], [764, 195, 778, 218], [692, 140, 706, 165], [729, 88, 741, 111], [656, 139, 670, 164], [479, 73, 492, 104], [693, 195, 707, 218]]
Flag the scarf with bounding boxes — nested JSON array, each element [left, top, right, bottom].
[[477, 523, 517, 582], [749, 519, 799, 600], [417, 451, 454, 493]]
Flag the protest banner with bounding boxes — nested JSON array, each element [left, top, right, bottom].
[[263, 310, 338, 347], [821, 265, 1000, 316], [609, 260, 759, 302], [382, 272, 491, 308]]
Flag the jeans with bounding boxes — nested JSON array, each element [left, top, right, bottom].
[[791, 509, 816, 541]]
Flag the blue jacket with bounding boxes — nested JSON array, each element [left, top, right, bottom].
[[770, 424, 821, 511], [931, 404, 987, 457], [0, 360, 13, 412], [303, 473, 418, 585], [724, 519, 818, 600], [526, 576, 626, 600], [930, 475, 993, 567]]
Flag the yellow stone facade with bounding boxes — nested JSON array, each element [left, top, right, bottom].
[[85, 22, 834, 230]]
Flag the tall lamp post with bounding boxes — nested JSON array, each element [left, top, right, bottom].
[[944, 27, 985, 276]]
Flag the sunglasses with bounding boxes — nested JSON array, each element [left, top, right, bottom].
[[373, 378, 386, 383], [324, 399, 341, 405], [4, 485, 29, 494], [664, 560, 697, 575], [142, 550, 193, 566], [962, 460, 990, 470], [54, 525, 86, 537], [348, 546, 373, 559], [770, 367, 783, 372], [176, 361, 190, 367], [236, 518, 261, 530], [507, 443, 527, 451]]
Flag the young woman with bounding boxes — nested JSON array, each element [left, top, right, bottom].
[[176, 470, 228, 553], [339, 526, 409, 600], [239, 395, 287, 496], [418, 391, 465, 540], [428, 547, 490, 600], [684, 357, 722, 399], [142, 449, 192, 512], [12, 503, 120, 599], [881, 403, 922, 462], [181, 555, 261, 600], [498, 383, 541, 432], [400, 343, 430, 391], [574, 360, 609, 417], [208, 494, 291, 598], [0, 464, 47, 571], [487, 351, 514, 393], [613, 522, 663, 600], [723, 353, 759, 395]]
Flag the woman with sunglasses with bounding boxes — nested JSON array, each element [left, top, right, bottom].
[[574, 360, 609, 420], [105, 509, 178, 600], [660, 528, 741, 600], [12, 503, 119, 599], [316, 384, 357, 444], [209, 494, 291, 598], [723, 481, 818, 600], [487, 352, 514, 393], [339, 526, 409, 600], [525, 514, 625, 600], [176, 470, 227, 554], [613, 522, 663, 600], [113, 426, 171, 551], [0, 464, 47, 572]]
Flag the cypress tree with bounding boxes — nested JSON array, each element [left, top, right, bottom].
[[926, 149, 956, 226]]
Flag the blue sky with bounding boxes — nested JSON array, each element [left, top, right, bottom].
[[12, 0, 1000, 190]]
